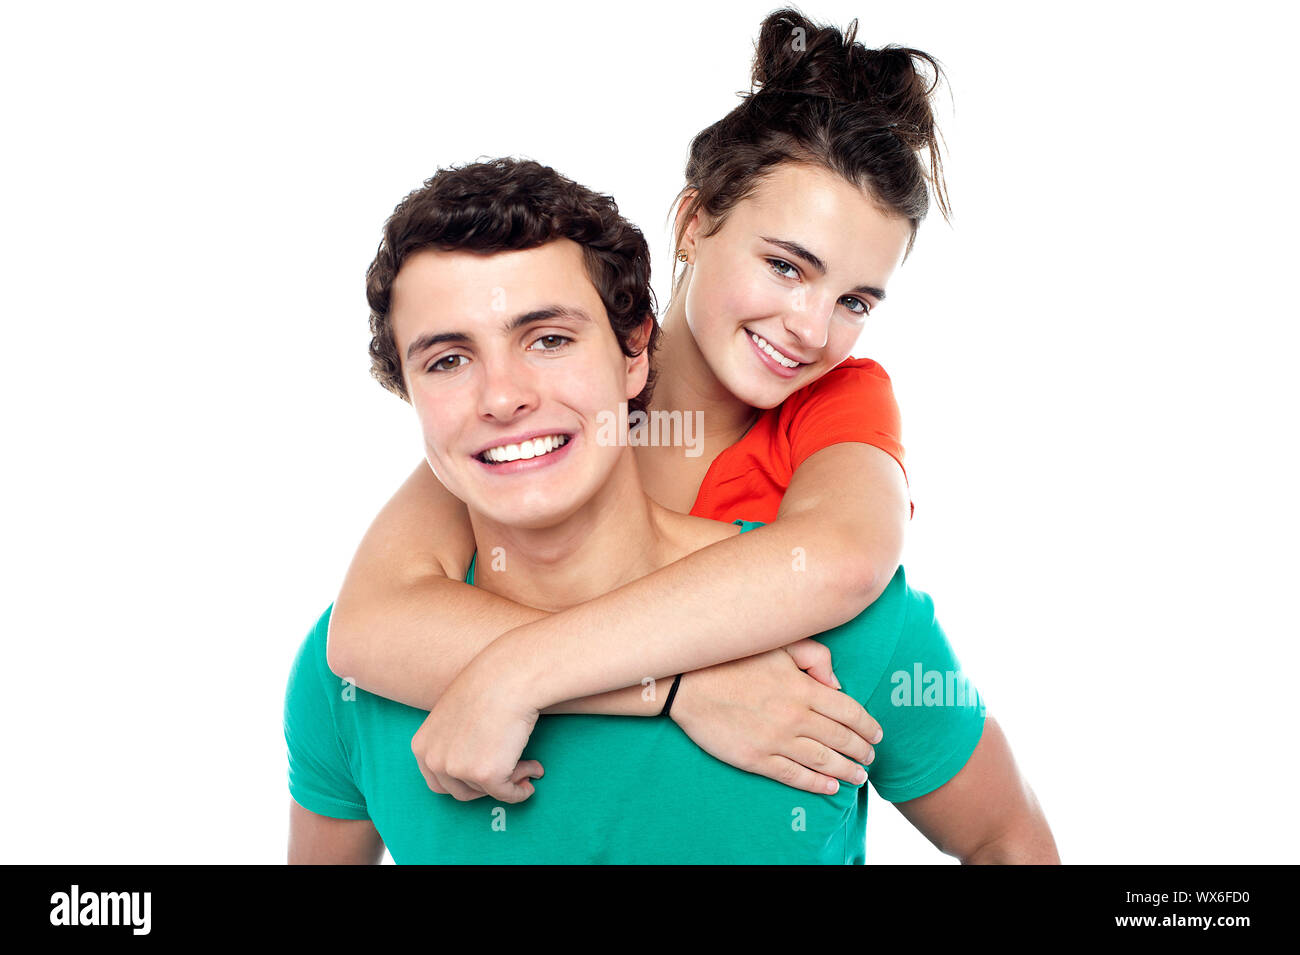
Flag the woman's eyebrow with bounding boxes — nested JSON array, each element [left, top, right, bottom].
[[760, 236, 887, 301], [762, 235, 827, 274]]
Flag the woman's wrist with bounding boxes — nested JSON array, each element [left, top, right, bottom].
[[659, 673, 684, 718]]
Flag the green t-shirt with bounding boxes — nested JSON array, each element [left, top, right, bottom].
[[284, 520, 985, 863]]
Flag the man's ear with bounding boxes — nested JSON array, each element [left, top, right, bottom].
[[625, 314, 656, 400]]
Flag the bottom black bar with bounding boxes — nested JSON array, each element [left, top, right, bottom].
[[6, 864, 1286, 940]]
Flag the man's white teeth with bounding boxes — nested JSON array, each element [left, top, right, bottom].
[[750, 331, 801, 368], [481, 434, 570, 463]]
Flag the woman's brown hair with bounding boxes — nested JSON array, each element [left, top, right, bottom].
[[672, 7, 950, 292]]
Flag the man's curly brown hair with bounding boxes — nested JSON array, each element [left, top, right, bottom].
[[366, 158, 659, 414]]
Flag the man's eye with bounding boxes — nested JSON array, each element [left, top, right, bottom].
[[841, 296, 871, 317], [428, 354, 467, 373], [767, 258, 799, 279], [529, 334, 572, 351]]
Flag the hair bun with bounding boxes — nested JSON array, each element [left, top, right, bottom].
[[752, 7, 942, 140], [752, 8, 849, 98]]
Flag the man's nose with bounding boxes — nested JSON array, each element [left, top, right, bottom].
[[477, 355, 539, 421]]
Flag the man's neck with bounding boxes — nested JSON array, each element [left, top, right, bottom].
[[466, 452, 691, 612]]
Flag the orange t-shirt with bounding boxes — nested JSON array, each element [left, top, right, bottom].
[[688, 357, 910, 524]]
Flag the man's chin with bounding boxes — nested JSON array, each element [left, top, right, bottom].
[[473, 498, 577, 533]]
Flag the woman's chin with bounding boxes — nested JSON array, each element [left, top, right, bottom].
[[726, 368, 800, 411]]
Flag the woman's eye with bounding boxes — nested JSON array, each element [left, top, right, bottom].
[[767, 258, 799, 279], [428, 354, 467, 373], [841, 296, 871, 317], [529, 334, 572, 352]]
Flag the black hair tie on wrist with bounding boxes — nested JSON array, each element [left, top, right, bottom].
[[660, 674, 684, 717]]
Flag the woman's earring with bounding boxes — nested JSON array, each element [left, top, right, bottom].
[[675, 249, 689, 263]]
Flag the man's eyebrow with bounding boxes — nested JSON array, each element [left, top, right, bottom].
[[503, 305, 594, 333], [406, 330, 469, 363], [405, 305, 594, 363], [760, 235, 887, 302]]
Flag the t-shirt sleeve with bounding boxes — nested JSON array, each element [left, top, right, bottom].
[[283, 608, 370, 820], [786, 358, 906, 479], [863, 588, 986, 803]]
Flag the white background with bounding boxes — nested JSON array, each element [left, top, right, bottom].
[[2, 0, 1296, 864]]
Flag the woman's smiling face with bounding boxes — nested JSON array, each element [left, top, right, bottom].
[[678, 162, 913, 409]]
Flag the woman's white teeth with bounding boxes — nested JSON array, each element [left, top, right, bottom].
[[481, 434, 569, 463], [750, 331, 801, 368]]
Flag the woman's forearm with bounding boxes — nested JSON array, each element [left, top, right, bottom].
[[332, 446, 900, 715], [330, 578, 674, 715], [327, 574, 548, 709], [325, 461, 501, 709], [330, 510, 867, 714], [323, 460, 651, 713], [472, 511, 878, 711], [542, 685, 668, 716]]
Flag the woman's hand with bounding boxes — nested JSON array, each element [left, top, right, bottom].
[[409, 656, 545, 804], [669, 639, 882, 795]]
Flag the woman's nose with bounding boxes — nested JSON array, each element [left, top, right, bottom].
[[781, 290, 833, 352]]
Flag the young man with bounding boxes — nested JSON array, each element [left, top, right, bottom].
[[284, 159, 1057, 864]]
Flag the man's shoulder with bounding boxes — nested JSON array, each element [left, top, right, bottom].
[[284, 604, 374, 823], [296, 604, 334, 664], [285, 604, 337, 709], [286, 603, 421, 725]]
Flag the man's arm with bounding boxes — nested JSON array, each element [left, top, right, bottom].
[[288, 799, 385, 865], [893, 717, 1059, 864]]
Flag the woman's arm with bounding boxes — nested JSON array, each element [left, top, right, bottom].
[[331, 444, 905, 709], [326, 461, 534, 705], [330, 458, 891, 796], [408, 442, 907, 803], [327, 461, 666, 714], [470, 442, 909, 709]]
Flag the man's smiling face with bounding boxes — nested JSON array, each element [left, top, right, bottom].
[[391, 239, 649, 530]]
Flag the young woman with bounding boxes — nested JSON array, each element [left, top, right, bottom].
[[328, 8, 952, 798]]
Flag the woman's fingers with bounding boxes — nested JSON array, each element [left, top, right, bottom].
[[440, 774, 489, 802], [786, 734, 869, 787], [430, 761, 543, 804], [762, 755, 845, 796], [799, 710, 876, 767], [760, 727, 872, 795], [511, 760, 544, 783], [783, 638, 840, 689], [486, 759, 545, 803], [809, 683, 883, 747]]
